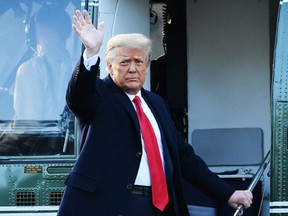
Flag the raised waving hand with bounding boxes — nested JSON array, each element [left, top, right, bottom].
[[72, 9, 104, 58]]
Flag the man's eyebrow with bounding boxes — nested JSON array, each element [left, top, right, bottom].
[[119, 56, 144, 60]]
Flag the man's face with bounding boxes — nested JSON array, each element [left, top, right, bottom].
[[107, 46, 149, 95]]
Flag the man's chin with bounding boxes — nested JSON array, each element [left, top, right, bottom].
[[124, 84, 142, 94]]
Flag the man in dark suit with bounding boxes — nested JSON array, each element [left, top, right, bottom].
[[57, 10, 253, 216]]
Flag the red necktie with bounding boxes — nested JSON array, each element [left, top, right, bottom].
[[132, 96, 169, 211]]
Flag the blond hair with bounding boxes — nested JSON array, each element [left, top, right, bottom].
[[105, 33, 152, 65]]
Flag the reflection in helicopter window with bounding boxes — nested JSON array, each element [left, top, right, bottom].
[[14, 6, 73, 121], [0, 1, 81, 156]]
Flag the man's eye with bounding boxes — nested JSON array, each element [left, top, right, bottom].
[[120, 61, 128, 65]]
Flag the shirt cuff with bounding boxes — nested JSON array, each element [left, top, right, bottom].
[[83, 50, 99, 70]]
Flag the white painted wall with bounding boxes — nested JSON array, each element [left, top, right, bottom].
[[187, 0, 270, 144], [186, 0, 271, 214]]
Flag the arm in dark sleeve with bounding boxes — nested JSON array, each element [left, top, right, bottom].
[[66, 56, 100, 122], [144, 84, 236, 206], [178, 132, 235, 205]]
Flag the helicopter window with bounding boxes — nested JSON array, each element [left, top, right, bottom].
[[0, 1, 86, 157]]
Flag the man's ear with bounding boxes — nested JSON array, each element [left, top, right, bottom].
[[106, 63, 113, 75]]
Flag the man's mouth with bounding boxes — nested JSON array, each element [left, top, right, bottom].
[[127, 77, 139, 81]]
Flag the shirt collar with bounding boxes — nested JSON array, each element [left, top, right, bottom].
[[125, 91, 142, 102]]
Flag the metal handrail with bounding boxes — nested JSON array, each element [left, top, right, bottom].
[[233, 150, 271, 216]]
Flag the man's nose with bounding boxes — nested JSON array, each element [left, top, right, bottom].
[[129, 62, 136, 72]]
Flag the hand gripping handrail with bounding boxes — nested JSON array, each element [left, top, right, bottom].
[[233, 150, 271, 216]]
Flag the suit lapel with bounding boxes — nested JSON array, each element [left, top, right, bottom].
[[141, 90, 166, 130], [142, 90, 177, 156], [103, 75, 140, 135]]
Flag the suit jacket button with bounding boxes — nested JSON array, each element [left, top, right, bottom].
[[126, 183, 133, 190], [136, 151, 142, 157]]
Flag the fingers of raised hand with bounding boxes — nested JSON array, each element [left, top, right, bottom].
[[73, 10, 92, 30]]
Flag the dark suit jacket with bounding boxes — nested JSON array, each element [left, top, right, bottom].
[[57, 57, 235, 216]]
